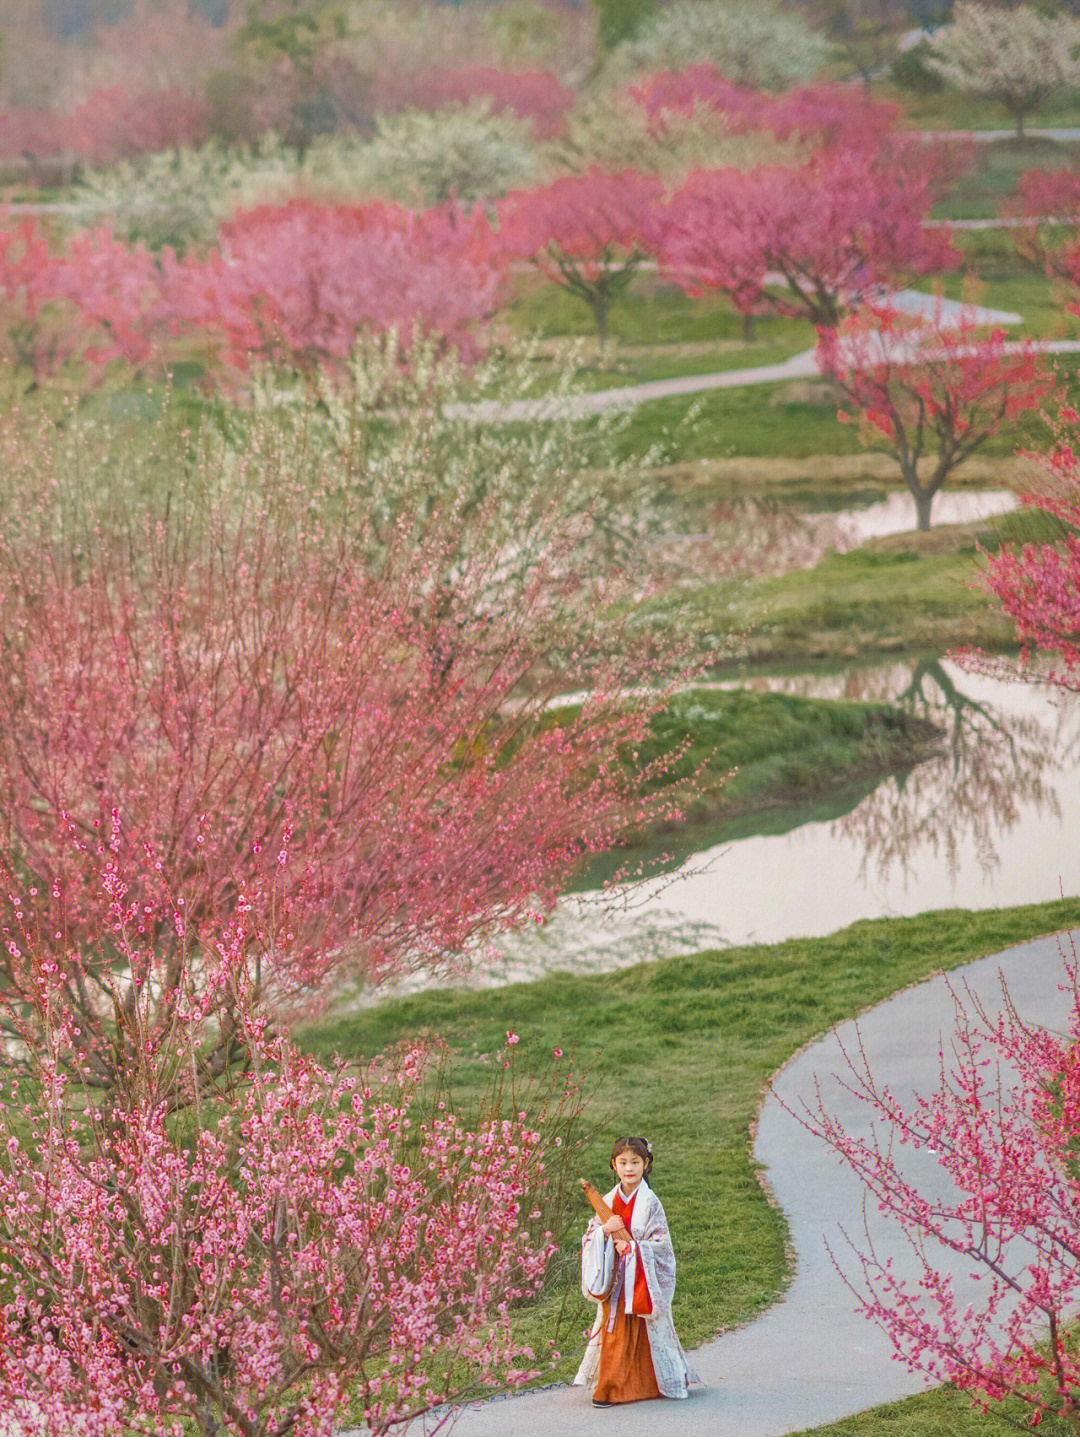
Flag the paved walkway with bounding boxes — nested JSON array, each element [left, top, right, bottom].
[[371, 930, 1078, 1437], [449, 326, 1080, 425]]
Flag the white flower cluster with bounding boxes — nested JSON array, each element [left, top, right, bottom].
[[70, 100, 537, 249], [613, 0, 832, 89], [303, 100, 537, 208], [70, 136, 302, 249]]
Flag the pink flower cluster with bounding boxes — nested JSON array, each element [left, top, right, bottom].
[[807, 958, 1080, 1425], [0, 198, 505, 377], [982, 398, 1080, 672], [0, 85, 209, 169], [629, 70, 902, 147], [0, 1004, 558, 1435], [657, 143, 960, 328]]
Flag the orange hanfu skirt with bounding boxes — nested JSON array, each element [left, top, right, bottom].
[[593, 1301, 662, 1404]]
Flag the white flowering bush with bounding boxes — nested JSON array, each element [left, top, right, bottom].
[[928, 1, 1080, 136], [70, 136, 301, 249], [613, 0, 832, 88], [304, 100, 537, 206]]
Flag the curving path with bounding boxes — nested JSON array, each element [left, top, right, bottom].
[[446, 295, 1080, 425], [367, 930, 1079, 1437]]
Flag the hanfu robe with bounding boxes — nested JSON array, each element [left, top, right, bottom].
[[574, 1178, 699, 1401]]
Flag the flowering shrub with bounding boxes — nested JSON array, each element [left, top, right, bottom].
[[928, 0, 1080, 138], [553, 88, 791, 178], [174, 197, 505, 367], [0, 193, 508, 380], [0, 360, 689, 1085], [0, 85, 209, 172], [0, 878, 581, 1436], [312, 101, 536, 207], [68, 84, 210, 166], [0, 218, 168, 378], [71, 136, 301, 250], [807, 956, 1080, 1429], [980, 398, 1080, 673], [630, 69, 901, 148]]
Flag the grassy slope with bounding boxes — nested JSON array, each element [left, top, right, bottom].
[[570, 686, 941, 890], [635, 506, 1068, 668], [299, 901, 1080, 1383], [631, 686, 940, 822], [797, 1383, 1076, 1437]]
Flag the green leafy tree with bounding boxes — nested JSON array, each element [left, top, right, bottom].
[[592, 0, 658, 51]]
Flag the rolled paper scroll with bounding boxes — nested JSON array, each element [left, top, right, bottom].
[[579, 1177, 631, 1244]]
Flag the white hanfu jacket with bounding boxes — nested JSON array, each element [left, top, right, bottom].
[[573, 1178, 699, 1399]]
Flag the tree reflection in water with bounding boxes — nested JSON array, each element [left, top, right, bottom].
[[831, 657, 1068, 881]]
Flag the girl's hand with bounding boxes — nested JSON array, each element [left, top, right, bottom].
[[601, 1215, 624, 1235], [614, 1238, 630, 1256]]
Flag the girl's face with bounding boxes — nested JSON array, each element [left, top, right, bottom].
[[613, 1149, 646, 1192]]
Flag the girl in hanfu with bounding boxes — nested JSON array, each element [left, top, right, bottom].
[[574, 1136, 699, 1407]]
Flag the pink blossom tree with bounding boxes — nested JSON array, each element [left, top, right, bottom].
[[496, 169, 665, 342], [980, 398, 1080, 674], [168, 198, 506, 371], [0, 202, 507, 383], [659, 144, 960, 330], [0, 855, 583, 1436], [0, 216, 176, 381], [1002, 168, 1080, 283], [0, 391, 685, 1090], [807, 961, 1080, 1432], [817, 305, 1055, 530]]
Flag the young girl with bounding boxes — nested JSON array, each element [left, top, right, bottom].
[[574, 1136, 698, 1406]]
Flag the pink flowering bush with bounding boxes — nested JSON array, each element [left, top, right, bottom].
[[0, 86, 209, 173], [806, 958, 1080, 1430], [0, 384, 688, 1089], [191, 198, 505, 369], [978, 397, 1080, 675], [0, 884, 578, 1436]]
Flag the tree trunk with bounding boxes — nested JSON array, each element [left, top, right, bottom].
[[591, 294, 609, 345], [741, 311, 756, 343], [914, 489, 934, 532]]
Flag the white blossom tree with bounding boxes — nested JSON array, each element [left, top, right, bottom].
[[305, 101, 537, 207], [614, 0, 832, 88], [928, 1, 1080, 138]]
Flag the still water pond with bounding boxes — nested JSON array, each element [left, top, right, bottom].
[[379, 657, 1080, 997]]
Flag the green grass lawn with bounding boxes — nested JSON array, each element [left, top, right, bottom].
[[796, 1375, 1077, 1437], [878, 79, 1080, 134], [299, 901, 1080, 1384], [933, 136, 1080, 221], [633, 506, 1065, 669]]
